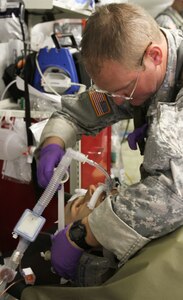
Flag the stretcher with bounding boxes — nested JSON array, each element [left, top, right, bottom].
[[20, 226, 183, 300]]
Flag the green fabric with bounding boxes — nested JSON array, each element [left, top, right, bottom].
[[21, 227, 183, 300]]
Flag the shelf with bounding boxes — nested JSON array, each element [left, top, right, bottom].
[[53, 1, 92, 18], [0, 99, 52, 119]]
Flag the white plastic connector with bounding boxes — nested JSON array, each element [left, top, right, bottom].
[[12, 232, 18, 239], [22, 267, 36, 285], [66, 148, 88, 164]]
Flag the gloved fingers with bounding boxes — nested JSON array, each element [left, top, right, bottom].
[[36, 157, 53, 187], [127, 133, 138, 150], [37, 144, 65, 188], [40, 169, 54, 188], [127, 123, 148, 150], [51, 225, 83, 280]]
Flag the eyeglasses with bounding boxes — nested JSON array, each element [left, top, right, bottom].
[[90, 71, 141, 101], [90, 42, 152, 101]]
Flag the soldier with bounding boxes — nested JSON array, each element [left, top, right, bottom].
[[156, 0, 183, 30], [35, 3, 183, 280]]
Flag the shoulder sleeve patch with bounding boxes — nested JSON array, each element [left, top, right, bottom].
[[89, 91, 111, 117]]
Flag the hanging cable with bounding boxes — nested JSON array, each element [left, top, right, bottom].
[[1, 80, 16, 101]]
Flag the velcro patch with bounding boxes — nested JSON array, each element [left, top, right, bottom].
[[89, 91, 111, 117]]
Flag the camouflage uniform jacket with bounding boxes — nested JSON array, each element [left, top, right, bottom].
[[89, 93, 183, 265], [40, 28, 183, 265], [156, 6, 183, 31]]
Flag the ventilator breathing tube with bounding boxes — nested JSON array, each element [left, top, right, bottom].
[[33, 148, 112, 216], [0, 148, 113, 291]]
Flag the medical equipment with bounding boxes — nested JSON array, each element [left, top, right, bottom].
[[33, 47, 80, 95], [0, 148, 113, 295]]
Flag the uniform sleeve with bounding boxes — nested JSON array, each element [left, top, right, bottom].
[[88, 174, 183, 265], [88, 195, 150, 265], [39, 91, 133, 148]]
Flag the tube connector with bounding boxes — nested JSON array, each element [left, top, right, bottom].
[[66, 148, 88, 164], [22, 267, 36, 285], [11, 250, 23, 265], [0, 266, 17, 283]]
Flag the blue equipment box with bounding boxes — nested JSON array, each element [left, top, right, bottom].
[[33, 47, 80, 94]]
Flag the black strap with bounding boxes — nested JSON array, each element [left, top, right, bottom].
[[133, 105, 148, 155], [23, 53, 43, 200]]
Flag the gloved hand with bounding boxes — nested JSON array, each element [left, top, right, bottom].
[[37, 144, 65, 188], [51, 225, 83, 280], [127, 123, 148, 150]]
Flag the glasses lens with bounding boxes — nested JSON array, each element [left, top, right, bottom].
[[90, 72, 140, 101]]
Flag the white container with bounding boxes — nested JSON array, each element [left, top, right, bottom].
[[0, 128, 26, 160]]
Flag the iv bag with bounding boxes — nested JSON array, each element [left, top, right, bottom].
[[0, 128, 26, 160]]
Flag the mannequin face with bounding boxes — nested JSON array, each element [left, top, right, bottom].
[[64, 185, 106, 225]]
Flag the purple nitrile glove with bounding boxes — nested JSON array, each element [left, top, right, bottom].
[[51, 225, 83, 280], [37, 144, 65, 188], [127, 123, 148, 150]]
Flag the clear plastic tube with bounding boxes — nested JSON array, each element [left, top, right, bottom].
[[85, 159, 112, 193]]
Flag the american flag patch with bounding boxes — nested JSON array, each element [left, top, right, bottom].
[[89, 91, 111, 117]]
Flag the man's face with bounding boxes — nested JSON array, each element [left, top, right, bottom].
[[91, 37, 167, 106], [91, 58, 163, 107], [64, 185, 106, 225]]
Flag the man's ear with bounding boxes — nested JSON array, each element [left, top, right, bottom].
[[146, 44, 163, 66]]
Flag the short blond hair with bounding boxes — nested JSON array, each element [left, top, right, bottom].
[[80, 3, 162, 76]]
